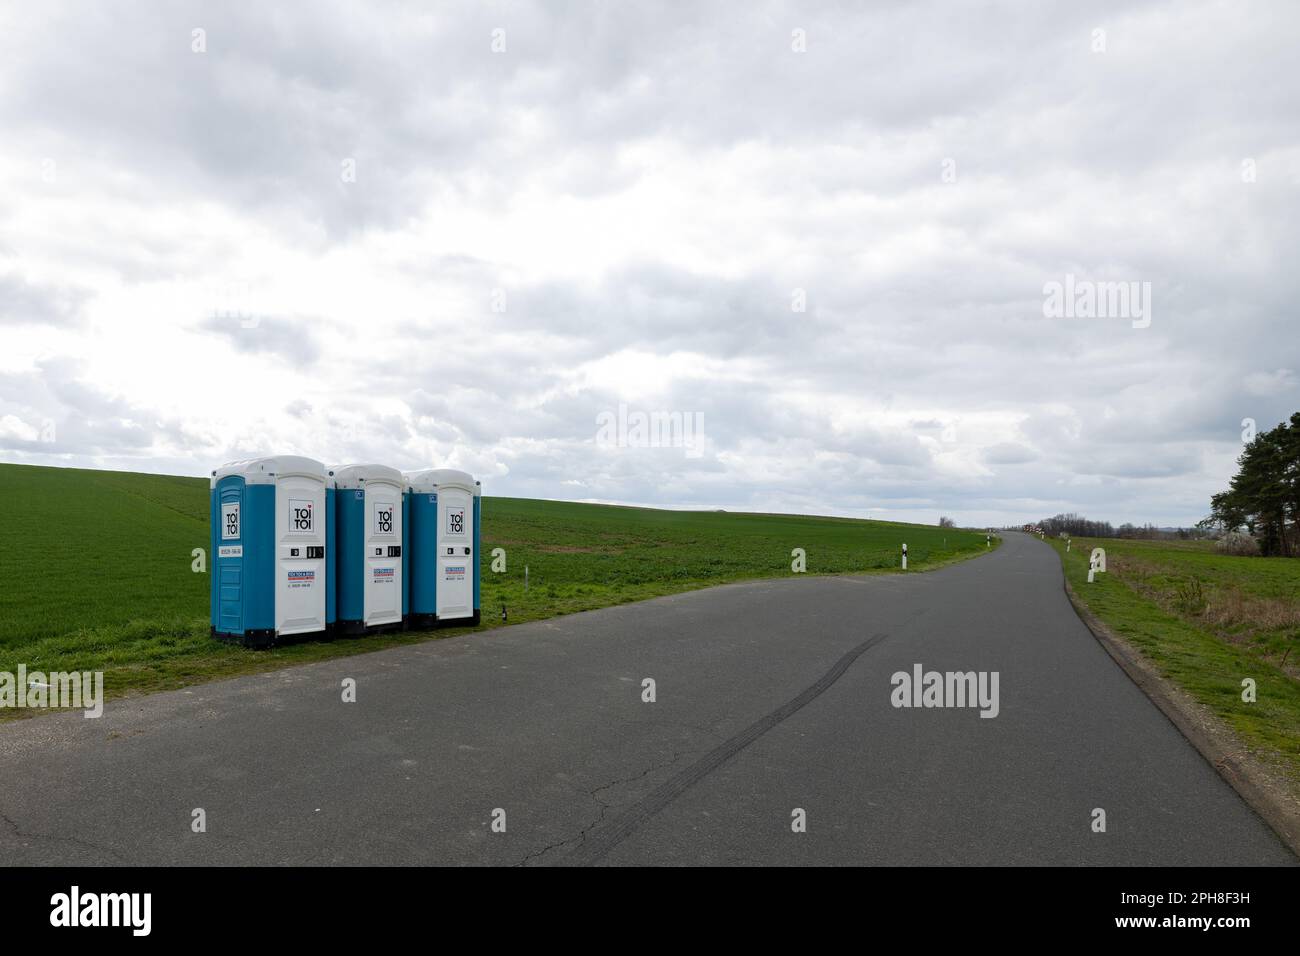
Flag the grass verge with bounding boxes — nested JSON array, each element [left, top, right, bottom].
[[1050, 536, 1300, 799]]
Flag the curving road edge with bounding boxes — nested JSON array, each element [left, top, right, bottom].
[[1060, 570, 1300, 857]]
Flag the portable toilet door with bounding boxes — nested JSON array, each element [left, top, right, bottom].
[[404, 468, 480, 627], [210, 456, 329, 648], [331, 464, 405, 635], [404, 472, 437, 630]]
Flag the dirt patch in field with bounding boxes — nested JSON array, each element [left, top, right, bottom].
[[536, 544, 608, 554]]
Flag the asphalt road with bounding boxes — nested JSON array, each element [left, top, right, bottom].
[[1, 532, 1293, 865]]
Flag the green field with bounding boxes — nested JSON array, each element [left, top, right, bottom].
[[1051, 536, 1300, 789], [0, 462, 993, 715]]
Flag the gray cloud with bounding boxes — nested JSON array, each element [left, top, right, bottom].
[[1, 1, 1298, 527], [199, 315, 323, 366], [0, 359, 197, 459], [0, 273, 88, 327]]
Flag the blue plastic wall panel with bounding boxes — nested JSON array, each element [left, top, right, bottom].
[[473, 495, 481, 611], [336, 488, 365, 623], [409, 492, 438, 616], [244, 484, 275, 632], [326, 487, 337, 626], [402, 493, 410, 618]]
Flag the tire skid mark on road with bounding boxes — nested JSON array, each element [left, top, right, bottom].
[[558, 632, 891, 866]]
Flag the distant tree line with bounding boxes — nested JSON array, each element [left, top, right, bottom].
[[1204, 413, 1300, 557], [1026, 514, 1211, 541], [1113, 523, 1208, 541], [1036, 513, 1115, 538]]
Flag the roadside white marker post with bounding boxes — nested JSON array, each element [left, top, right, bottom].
[[1067, 539, 1071, 552], [524, 565, 529, 592], [986, 533, 991, 548], [901, 542, 908, 571]]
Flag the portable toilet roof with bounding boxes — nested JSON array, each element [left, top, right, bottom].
[[330, 463, 405, 489], [211, 455, 326, 488], [405, 468, 479, 494]]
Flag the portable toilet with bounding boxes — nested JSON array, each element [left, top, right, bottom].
[[405, 469, 481, 628], [210, 456, 330, 648], [331, 464, 407, 635]]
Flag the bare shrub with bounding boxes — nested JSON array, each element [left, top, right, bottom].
[[1200, 589, 1300, 635], [1173, 576, 1207, 615], [1216, 531, 1260, 556]]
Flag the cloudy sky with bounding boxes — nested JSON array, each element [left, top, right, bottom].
[[2, 1, 1297, 526]]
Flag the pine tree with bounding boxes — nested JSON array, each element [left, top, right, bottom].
[[1207, 414, 1300, 556]]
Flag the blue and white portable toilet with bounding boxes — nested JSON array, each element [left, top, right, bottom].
[[405, 469, 481, 628], [210, 456, 330, 648], [331, 464, 407, 635]]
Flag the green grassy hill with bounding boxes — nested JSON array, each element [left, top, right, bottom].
[[0, 464, 210, 647], [0, 462, 993, 713]]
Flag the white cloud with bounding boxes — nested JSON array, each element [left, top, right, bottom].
[[0, 0, 1298, 527]]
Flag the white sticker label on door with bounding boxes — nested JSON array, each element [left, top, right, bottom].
[[221, 502, 240, 540], [289, 498, 314, 534], [374, 501, 395, 536], [287, 569, 315, 588], [219, 545, 243, 558]]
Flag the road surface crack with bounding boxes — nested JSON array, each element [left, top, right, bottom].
[[515, 748, 699, 867], [0, 805, 131, 864]]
